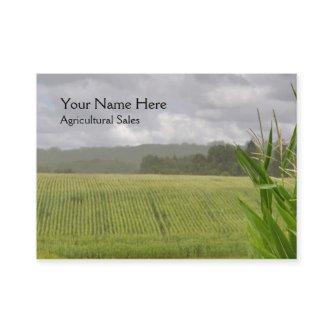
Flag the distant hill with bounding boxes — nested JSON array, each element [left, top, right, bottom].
[[37, 144, 210, 173]]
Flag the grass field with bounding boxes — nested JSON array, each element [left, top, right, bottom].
[[37, 174, 259, 259]]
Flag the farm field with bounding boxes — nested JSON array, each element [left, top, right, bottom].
[[37, 174, 259, 259]]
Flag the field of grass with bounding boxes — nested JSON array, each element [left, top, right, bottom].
[[37, 174, 259, 258]]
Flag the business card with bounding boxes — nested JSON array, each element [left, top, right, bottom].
[[37, 74, 297, 259]]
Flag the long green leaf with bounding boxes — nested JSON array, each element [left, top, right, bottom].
[[236, 147, 271, 184], [245, 207, 277, 257], [282, 126, 297, 170], [276, 203, 297, 252], [235, 147, 259, 184], [251, 243, 276, 259], [264, 124, 273, 170], [276, 203, 296, 232], [268, 215, 296, 258], [238, 199, 271, 243]]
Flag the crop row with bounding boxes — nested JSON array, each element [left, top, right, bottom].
[[37, 174, 255, 237]]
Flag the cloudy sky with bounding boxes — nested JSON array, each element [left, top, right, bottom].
[[37, 74, 296, 149]]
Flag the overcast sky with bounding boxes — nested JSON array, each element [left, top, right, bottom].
[[37, 74, 296, 149]]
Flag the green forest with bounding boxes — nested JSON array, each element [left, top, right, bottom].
[[38, 141, 284, 177]]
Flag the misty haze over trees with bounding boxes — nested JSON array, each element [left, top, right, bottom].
[[140, 142, 282, 176], [37, 143, 209, 174], [37, 142, 283, 177]]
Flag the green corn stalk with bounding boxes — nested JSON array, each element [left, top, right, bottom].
[[236, 84, 297, 259]]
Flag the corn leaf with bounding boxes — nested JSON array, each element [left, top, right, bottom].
[[238, 199, 272, 244], [264, 124, 273, 170], [268, 215, 296, 258], [282, 126, 297, 170], [276, 203, 296, 232], [236, 147, 271, 184]]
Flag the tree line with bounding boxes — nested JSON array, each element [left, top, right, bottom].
[[140, 141, 283, 177], [37, 142, 288, 176]]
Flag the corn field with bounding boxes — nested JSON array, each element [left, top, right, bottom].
[[37, 173, 258, 258]]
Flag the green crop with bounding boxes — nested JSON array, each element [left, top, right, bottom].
[[37, 174, 258, 258], [236, 84, 297, 259]]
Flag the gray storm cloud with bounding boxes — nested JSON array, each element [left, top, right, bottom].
[[37, 74, 296, 149]]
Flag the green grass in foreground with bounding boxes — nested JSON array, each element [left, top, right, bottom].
[[37, 174, 259, 259]]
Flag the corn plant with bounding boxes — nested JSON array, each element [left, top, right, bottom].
[[236, 84, 297, 259]]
